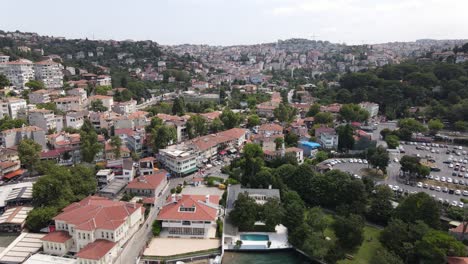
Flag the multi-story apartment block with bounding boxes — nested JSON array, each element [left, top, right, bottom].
[[359, 102, 379, 118], [88, 95, 113, 111], [3, 98, 27, 119], [0, 59, 35, 89], [65, 111, 85, 129], [112, 100, 137, 115], [96, 75, 112, 86], [41, 196, 144, 264], [158, 194, 220, 238], [28, 89, 51, 104], [0, 55, 9, 63], [33, 60, 64, 89], [156, 113, 189, 142], [54, 96, 83, 112], [28, 109, 56, 132], [159, 146, 199, 176], [67, 88, 88, 105], [0, 126, 47, 149]]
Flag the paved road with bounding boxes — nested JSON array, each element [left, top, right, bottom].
[[114, 161, 229, 264]]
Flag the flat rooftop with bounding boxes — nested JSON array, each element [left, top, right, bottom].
[[23, 253, 77, 264], [0, 232, 45, 264], [144, 237, 220, 257]]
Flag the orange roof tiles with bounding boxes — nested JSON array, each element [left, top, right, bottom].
[[54, 196, 142, 231], [41, 231, 72, 243], [158, 195, 219, 221], [76, 239, 116, 260], [126, 170, 167, 190]]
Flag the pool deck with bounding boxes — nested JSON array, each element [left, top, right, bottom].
[[144, 237, 221, 257], [224, 225, 290, 250]]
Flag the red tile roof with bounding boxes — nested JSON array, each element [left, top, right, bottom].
[[42, 231, 72, 243], [54, 196, 142, 231], [447, 257, 468, 264], [76, 239, 116, 260], [259, 123, 283, 132], [158, 195, 219, 221], [126, 170, 167, 190]]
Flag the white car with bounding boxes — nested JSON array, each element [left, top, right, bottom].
[[452, 201, 459, 207], [436, 186, 441, 192], [455, 190, 462, 195], [435, 176, 440, 181], [449, 164, 454, 168], [358, 159, 363, 163], [447, 177, 453, 183], [441, 176, 446, 182], [462, 190, 468, 196], [459, 202, 465, 208], [394, 158, 399, 163], [392, 186, 399, 191], [417, 182, 423, 188], [363, 160, 368, 164]]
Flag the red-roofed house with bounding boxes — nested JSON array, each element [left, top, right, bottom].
[[258, 123, 283, 136], [158, 194, 220, 238], [126, 170, 168, 197], [42, 196, 144, 263]]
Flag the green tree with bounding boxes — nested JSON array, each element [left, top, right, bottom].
[[428, 119, 444, 134], [241, 143, 264, 186], [25, 206, 58, 232], [110, 136, 122, 159], [339, 104, 370, 122], [337, 124, 354, 151], [274, 103, 297, 124], [80, 130, 102, 163], [247, 114, 260, 128], [152, 125, 177, 152], [0, 74, 10, 88], [18, 139, 42, 177], [25, 80, 45, 91], [370, 248, 404, 264], [90, 99, 108, 112], [274, 137, 284, 150], [220, 108, 241, 129], [367, 185, 394, 225], [284, 132, 299, 147], [314, 112, 333, 124], [171, 97, 186, 116], [394, 192, 440, 229], [229, 193, 258, 231], [332, 214, 364, 250], [415, 230, 466, 263], [186, 115, 207, 138], [306, 103, 321, 117], [385, 134, 400, 149], [367, 146, 390, 174], [454, 121, 468, 131], [210, 117, 224, 132], [398, 118, 427, 133], [95, 85, 112, 95], [261, 197, 285, 231]]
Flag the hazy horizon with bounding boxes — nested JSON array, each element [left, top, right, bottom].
[[2, 0, 468, 46]]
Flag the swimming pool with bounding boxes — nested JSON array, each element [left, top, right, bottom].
[[240, 234, 270, 241]]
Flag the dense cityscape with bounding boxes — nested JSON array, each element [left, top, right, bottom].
[[0, 24, 467, 264]]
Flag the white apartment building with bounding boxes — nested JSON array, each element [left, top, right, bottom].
[[41, 196, 144, 264], [67, 88, 87, 105], [0, 55, 9, 63], [112, 100, 137, 115], [34, 60, 64, 89], [0, 59, 35, 89], [2, 98, 27, 119], [359, 102, 379, 118], [54, 96, 82, 112], [96, 75, 112, 86], [28, 89, 51, 104], [319, 132, 339, 149], [159, 146, 199, 176], [158, 194, 220, 238], [0, 126, 47, 150], [65, 111, 85, 129], [88, 95, 113, 111], [28, 109, 56, 132]]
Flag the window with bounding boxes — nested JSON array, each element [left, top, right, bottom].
[[179, 206, 195, 212]]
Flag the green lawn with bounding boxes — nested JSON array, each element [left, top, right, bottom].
[[337, 225, 383, 264]]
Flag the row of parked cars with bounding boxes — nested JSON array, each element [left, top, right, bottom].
[[326, 158, 368, 166], [389, 183, 464, 208]]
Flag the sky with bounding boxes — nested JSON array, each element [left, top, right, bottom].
[[2, 0, 468, 46]]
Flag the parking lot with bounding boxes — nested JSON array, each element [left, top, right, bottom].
[[387, 142, 468, 207], [324, 141, 468, 208]]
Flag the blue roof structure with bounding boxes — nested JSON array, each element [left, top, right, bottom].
[[299, 141, 321, 148]]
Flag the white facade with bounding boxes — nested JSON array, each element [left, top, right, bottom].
[[28, 109, 56, 131], [359, 102, 379, 118], [34, 60, 64, 89], [0, 55, 9, 63], [55, 96, 82, 112], [159, 146, 198, 176], [319, 132, 339, 149], [0, 60, 35, 89]]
